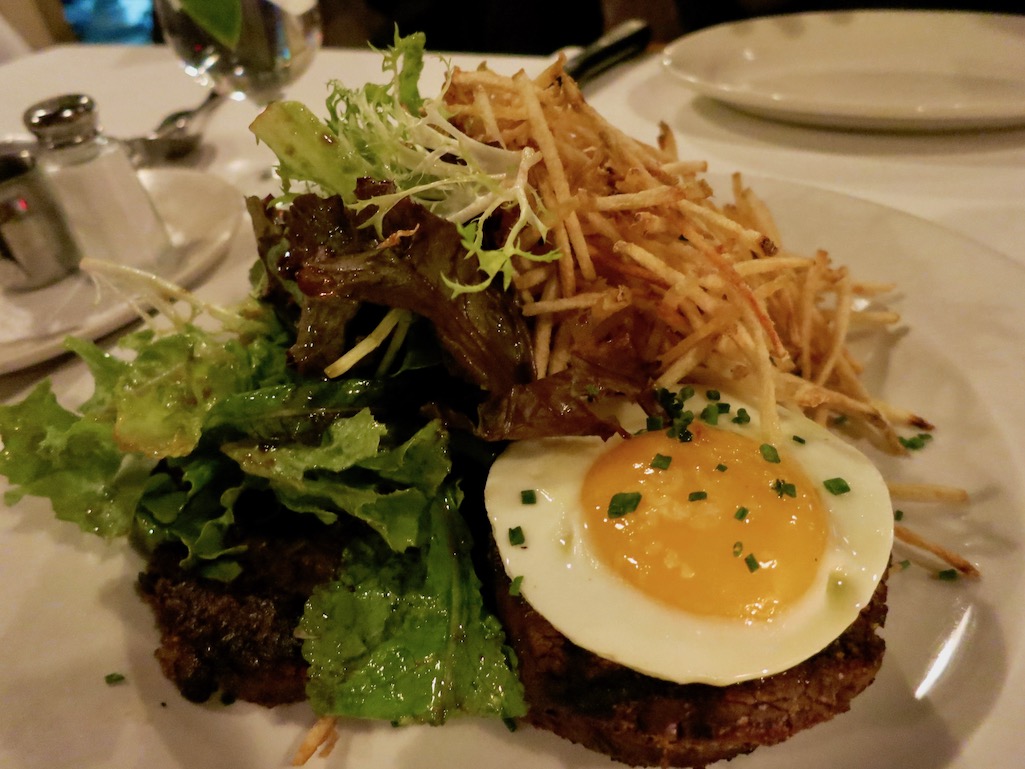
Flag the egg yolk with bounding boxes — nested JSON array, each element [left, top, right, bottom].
[[581, 424, 828, 622]]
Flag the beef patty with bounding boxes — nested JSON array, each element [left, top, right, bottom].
[[490, 542, 889, 769], [137, 512, 352, 707], [138, 498, 887, 769]]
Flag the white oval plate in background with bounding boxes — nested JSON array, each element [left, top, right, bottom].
[[662, 11, 1025, 131], [0, 168, 244, 374]]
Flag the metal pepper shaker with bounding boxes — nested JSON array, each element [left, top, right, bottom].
[[23, 94, 173, 271], [0, 149, 83, 291]]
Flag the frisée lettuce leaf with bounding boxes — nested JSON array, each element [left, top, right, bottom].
[[249, 31, 558, 296]]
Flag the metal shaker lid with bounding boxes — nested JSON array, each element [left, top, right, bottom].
[[23, 94, 101, 149]]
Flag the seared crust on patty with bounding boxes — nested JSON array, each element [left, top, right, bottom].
[[491, 546, 888, 769], [137, 510, 353, 707]]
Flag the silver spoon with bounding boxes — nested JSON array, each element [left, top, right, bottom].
[[123, 90, 228, 166]]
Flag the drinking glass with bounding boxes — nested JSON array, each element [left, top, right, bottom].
[[154, 0, 323, 106]]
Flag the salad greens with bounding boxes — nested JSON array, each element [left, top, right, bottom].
[[0, 290, 525, 720], [250, 30, 559, 295]]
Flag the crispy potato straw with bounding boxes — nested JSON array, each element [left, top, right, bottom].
[[443, 57, 923, 448], [292, 716, 339, 765]]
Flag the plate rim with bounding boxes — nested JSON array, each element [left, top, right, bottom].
[[661, 9, 1025, 131]]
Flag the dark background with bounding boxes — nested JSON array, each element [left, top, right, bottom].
[[53, 0, 1025, 54]]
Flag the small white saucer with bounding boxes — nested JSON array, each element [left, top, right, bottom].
[[0, 168, 244, 374]]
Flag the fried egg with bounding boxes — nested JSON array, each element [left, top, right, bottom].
[[484, 387, 893, 685]]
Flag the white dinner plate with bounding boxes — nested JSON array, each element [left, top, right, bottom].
[[662, 11, 1025, 131], [0, 167, 244, 374], [1, 176, 1023, 768]]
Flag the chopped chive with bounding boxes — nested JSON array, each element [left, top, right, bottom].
[[520, 489, 537, 505], [937, 568, 959, 581], [717, 402, 731, 414], [732, 408, 751, 425], [646, 415, 664, 431], [759, 443, 781, 463], [734, 506, 749, 521], [772, 479, 797, 498], [104, 672, 126, 686], [699, 403, 720, 425], [899, 432, 933, 451], [792, 434, 806, 444], [656, 387, 680, 416], [650, 453, 672, 470], [706, 389, 721, 401], [679, 413, 697, 431], [508, 526, 526, 547], [894, 509, 905, 521], [823, 477, 851, 495], [688, 491, 708, 502], [715, 463, 728, 472], [732, 541, 743, 557], [745, 553, 760, 572], [608, 491, 642, 518], [898, 559, 912, 570], [509, 575, 524, 596], [654, 387, 702, 442], [667, 409, 695, 442]]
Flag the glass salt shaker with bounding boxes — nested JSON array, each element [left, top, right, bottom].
[[23, 94, 173, 270]]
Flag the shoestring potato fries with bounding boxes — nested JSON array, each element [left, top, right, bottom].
[[439, 56, 976, 576], [442, 59, 919, 445]]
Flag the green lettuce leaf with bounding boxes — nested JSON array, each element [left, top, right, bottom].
[[301, 483, 526, 724], [222, 411, 449, 551], [0, 304, 288, 546], [0, 382, 154, 537], [107, 327, 263, 458], [0, 207, 526, 725], [202, 378, 391, 443], [134, 451, 248, 581]]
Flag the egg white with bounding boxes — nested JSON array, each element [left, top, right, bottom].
[[485, 389, 893, 686]]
